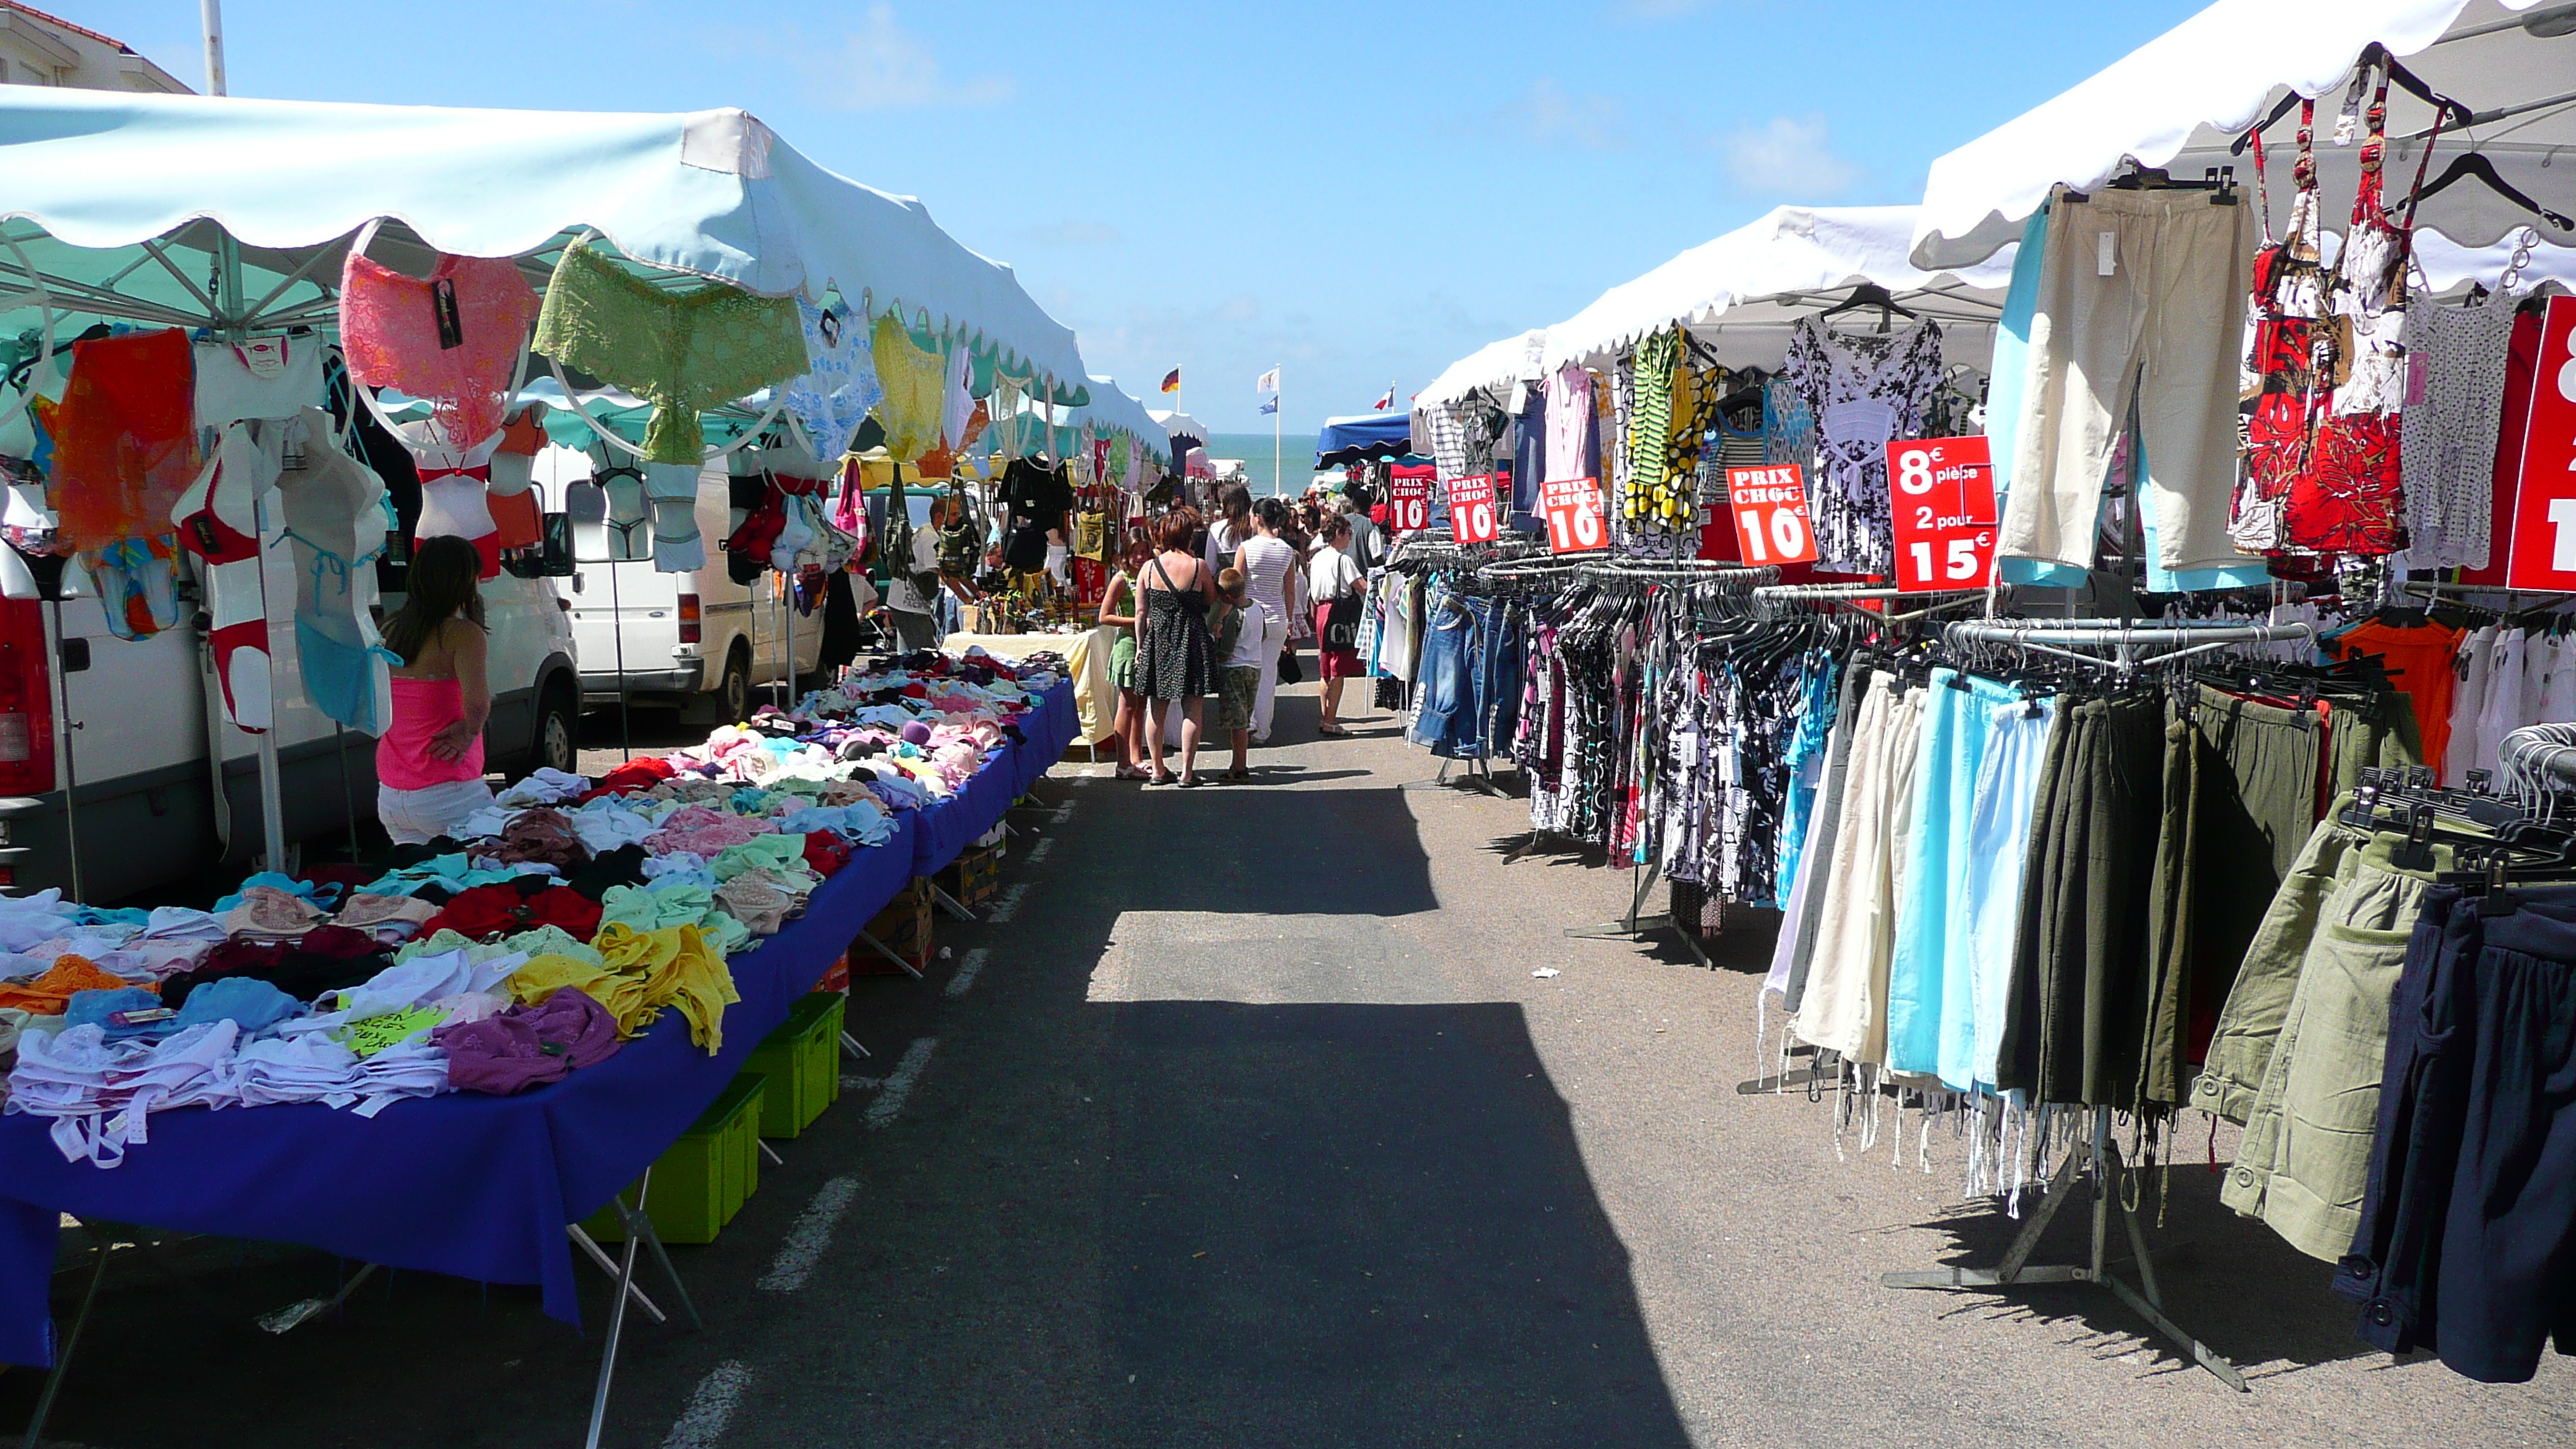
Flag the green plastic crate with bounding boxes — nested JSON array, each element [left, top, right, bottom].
[[582, 1073, 767, 1245], [745, 992, 844, 1139]]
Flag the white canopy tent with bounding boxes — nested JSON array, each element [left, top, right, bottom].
[[0, 87, 1098, 400], [1417, 329, 1548, 411], [1147, 409, 1210, 448], [0, 86, 1118, 875], [1913, 0, 2576, 275], [1541, 206, 2018, 375]]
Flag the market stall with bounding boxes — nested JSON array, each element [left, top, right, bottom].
[[0, 85, 1109, 895]]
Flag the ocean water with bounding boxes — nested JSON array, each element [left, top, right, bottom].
[[1203, 433, 1323, 496]]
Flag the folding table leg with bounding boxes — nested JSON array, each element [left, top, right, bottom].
[[615, 1181, 703, 1334], [839, 1030, 871, 1060], [930, 884, 977, 922], [854, 929, 923, 979], [17, 1239, 109, 1449], [565, 1226, 667, 1325], [581, 1208, 644, 1449]]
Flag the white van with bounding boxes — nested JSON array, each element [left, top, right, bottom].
[[0, 526, 579, 903], [536, 448, 820, 723]]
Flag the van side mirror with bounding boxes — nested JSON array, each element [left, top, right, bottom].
[[504, 514, 577, 579]]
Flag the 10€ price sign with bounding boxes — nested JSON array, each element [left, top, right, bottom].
[[1884, 437, 1998, 592], [1447, 473, 1499, 545], [1389, 474, 1431, 534], [1542, 476, 1608, 554], [1726, 465, 1819, 567]]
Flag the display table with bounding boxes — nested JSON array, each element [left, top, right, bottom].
[[0, 810, 919, 1370], [0, 681, 1076, 1375]]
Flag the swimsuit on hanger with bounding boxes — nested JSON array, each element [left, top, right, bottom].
[[48, 327, 197, 553], [776, 297, 883, 458], [278, 407, 399, 735], [869, 312, 947, 463], [396, 418, 505, 579], [532, 239, 806, 465], [339, 250, 538, 448]]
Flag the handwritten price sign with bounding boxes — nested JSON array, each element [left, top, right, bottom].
[[1725, 465, 1819, 567], [1447, 474, 1498, 545], [1884, 437, 1997, 593], [1542, 476, 1608, 554]]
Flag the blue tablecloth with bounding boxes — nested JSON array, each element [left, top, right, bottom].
[[908, 680, 1075, 879], [0, 813, 919, 1369]]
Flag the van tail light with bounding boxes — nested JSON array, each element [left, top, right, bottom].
[[677, 593, 702, 644], [0, 600, 55, 794]]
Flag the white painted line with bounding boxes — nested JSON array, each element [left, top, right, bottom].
[[662, 1361, 752, 1449], [1025, 836, 1057, 865], [944, 946, 992, 998], [758, 1177, 861, 1293], [865, 1037, 939, 1130], [1050, 802, 1077, 824], [839, 1074, 883, 1091], [985, 882, 1031, 923]]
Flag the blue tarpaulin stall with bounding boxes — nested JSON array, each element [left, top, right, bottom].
[[1314, 412, 1411, 468]]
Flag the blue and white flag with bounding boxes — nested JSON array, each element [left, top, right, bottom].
[[1258, 394, 1279, 416], [1255, 365, 1279, 393]]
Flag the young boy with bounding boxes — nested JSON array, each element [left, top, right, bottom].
[[1211, 567, 1265, 783]]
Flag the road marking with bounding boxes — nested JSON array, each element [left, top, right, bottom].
[[1025, 836, 1056, 865], [944, 947, 992, 998], [758, 1177, 860, 1293], [1050, 801, 1077, 824], [985, 882, 1031, 923], [865, 1037, 939, 1130], [839, 1074, 882, 1091], [662, 1361, 752, 1449]]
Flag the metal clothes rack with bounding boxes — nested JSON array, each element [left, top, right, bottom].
[[1941, 617, 2317, 672], [1874, 615, 2316, 1393], [1752, 581, 2002, 625], [1551, 560, 1778, 964]]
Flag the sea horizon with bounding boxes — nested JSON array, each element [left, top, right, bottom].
[[1203, 433, 1324, 496]]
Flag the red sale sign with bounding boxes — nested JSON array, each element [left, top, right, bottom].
[[1885, 437, 1998, 593], [1725, 464, 1820, 567], [1541, 476, 1608, 554], [1389, 473, 1431, 534], [1447, 474, 1499, 545], [2506, 296, 2576, 591]]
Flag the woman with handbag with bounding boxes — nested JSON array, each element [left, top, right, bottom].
[[1307, 513, 1365, 737]]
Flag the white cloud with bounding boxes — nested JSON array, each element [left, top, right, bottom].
[[1015, 221, 1126, 247], [1499, 78, 1629, 150], [779, 5, 1013, 112], [1715, 115, 1859, 196]]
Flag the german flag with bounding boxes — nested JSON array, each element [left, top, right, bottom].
[[1160, 368, 1180, 394]]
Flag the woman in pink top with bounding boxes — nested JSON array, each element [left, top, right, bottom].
[[375, 535, 494, 844]]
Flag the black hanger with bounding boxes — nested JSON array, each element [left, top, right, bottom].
[[2412, 151, 2576, 233], [2230, 44, 2477, 156], [1816, 283, 1916, 336]]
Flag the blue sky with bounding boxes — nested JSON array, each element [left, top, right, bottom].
[[84, 0, 2202, 432]]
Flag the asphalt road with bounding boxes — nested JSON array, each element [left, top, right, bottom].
[[7, 671, 2573, 1448]]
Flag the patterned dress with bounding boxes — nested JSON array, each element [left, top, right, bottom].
[[1134, 558, 1214, 700], [1781, 315, 1944, 576]]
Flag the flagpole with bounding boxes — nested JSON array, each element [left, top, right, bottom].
[[1273, 372, 1282, 499]]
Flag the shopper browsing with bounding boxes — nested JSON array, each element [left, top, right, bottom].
[[1308, 513, 1364, 736], [376, 535, 494, 844], [1211, 567, 1264, 783]]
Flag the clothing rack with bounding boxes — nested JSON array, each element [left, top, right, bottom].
[[1943, 617, 2317, 673], [1753, 582, 2000, 625], [1875, 615, 2314, 1392]]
